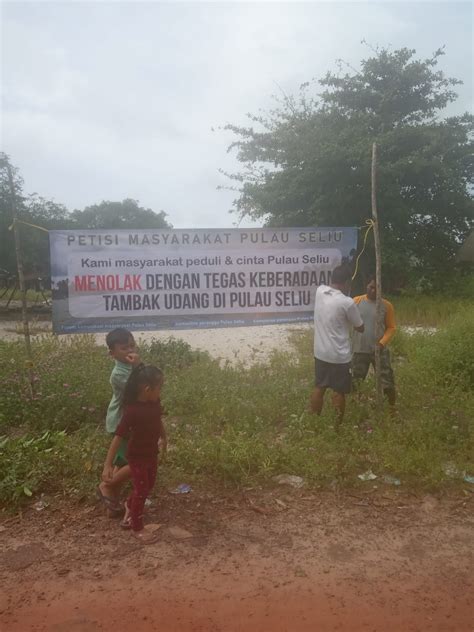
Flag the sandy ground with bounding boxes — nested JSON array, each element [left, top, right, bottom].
[[0, 488, 472, 632], [0, 319, 311, 365]]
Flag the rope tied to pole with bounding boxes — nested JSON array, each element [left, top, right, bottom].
[[8, 218, 49, 233], [352, 219, 375, 281]]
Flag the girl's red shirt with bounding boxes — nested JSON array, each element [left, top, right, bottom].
[[115, 400, 164, 461]]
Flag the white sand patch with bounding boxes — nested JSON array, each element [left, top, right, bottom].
[[402, 326, 437, 335], [0, 320, 311, 365], [0, 319, 438, 365]]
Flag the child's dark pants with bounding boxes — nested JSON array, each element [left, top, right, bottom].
[[128, 460, 157, 531]]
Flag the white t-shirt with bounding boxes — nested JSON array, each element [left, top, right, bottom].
[[313, 285, 363, 364]]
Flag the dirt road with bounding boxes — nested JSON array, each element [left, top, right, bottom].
[[0, 488, 472, 632]]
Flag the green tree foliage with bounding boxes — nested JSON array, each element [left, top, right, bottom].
[[224, 47, 474, 288], [0, 153, 171, 277], [0, 154, 69, 277], [0, 154, 24, 275], [70, 199, 170, 230]]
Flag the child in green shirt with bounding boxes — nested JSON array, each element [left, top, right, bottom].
[[97, 328, 141, 515]]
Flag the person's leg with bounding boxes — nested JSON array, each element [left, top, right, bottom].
[[310, 358, 328, 414], [332, 392, 346, 427], [128, 461, 149, 532], [129, 461, 158, 544], [99, 464, 131, 504], [352, 353, 370, 402], [99, 437, 130, 509], [330, 362, 351, 427], [148, 461, 158, 492], [310, 386, 326, 414], [111, 464, 131, 486]]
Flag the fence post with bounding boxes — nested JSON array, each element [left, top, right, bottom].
[[6, 163, 35, 396], [371, 143, 383, 415]]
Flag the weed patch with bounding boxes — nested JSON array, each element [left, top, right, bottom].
[[0, 307, 473, 509]]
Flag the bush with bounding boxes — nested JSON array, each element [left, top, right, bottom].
[[0, 336, 110, 433], [0, 335, 211, 435], [414, 312, 474, 390], [0, 428, 107, 505], [141, 336, 209, 370], [0, 303, 473, 510]]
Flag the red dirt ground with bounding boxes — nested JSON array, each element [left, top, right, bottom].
[[0, 487, 472, 632]]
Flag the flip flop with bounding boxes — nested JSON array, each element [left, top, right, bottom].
[[96, 487, 123, 516]]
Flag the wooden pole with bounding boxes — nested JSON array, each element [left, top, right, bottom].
[[371, 143, 384, 414], [6, 163, 35, 396]]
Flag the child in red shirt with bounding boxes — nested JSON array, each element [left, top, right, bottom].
[[102, 365, 167, 544]]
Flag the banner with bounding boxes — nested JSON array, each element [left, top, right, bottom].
[[50, 227, 357, 333]]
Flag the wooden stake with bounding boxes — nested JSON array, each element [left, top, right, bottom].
[[371, 143, 383, 414], [7, 163, 35, 396]]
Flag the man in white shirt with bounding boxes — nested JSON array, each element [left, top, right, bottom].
[[310, 265, 364, 424]]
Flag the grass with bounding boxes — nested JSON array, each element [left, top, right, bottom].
[[0, 288, 51, 304], [0, 297, 473, 510], [4, 319, 52, 335], [390, 294, 474, 327]]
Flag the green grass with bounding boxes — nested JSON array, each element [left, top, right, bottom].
[[0, 298, 473, 510], [390, 294, 474, 327], [0, 288, 51, 303]]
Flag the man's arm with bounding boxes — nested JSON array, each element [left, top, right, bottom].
[[346, 299, 365, 333], [379, 300, 396, 346]]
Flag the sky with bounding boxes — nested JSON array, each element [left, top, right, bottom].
[[1, 1, 473, 229]]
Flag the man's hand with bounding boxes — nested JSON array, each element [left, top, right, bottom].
[[125, 352, 141, 366]]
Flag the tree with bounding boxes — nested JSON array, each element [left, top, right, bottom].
[[71, 199, 171, 230], [0, 153, 25, 276], [0, 154, 69, 278], [223, 47, 474, 288], [0, 154, 172, 280]]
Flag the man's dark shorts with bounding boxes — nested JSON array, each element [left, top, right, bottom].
[[314, 358, 352, 394], [352, 348, 395, 391]]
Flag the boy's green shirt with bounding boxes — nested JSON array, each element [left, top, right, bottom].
[[105, 360, 132, 433]]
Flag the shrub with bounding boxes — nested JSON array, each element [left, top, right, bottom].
[[141, 336, 209, 370], [0, 335, 211, 435], [0, 428, 107, 505], [0, 302, 473, 510], [0, 336, 110, 433], [414, 312, 474, 390]]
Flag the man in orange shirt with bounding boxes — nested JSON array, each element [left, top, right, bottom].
[[352, 276, 397, 406]]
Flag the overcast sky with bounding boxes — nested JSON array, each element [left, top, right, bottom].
[[1, 1, 472, 229]]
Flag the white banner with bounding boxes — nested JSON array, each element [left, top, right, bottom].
[[50, 227, 357, 333]]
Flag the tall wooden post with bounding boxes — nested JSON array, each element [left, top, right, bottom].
[[371, 143, 383, 414], [7, 163, 35, 396]]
